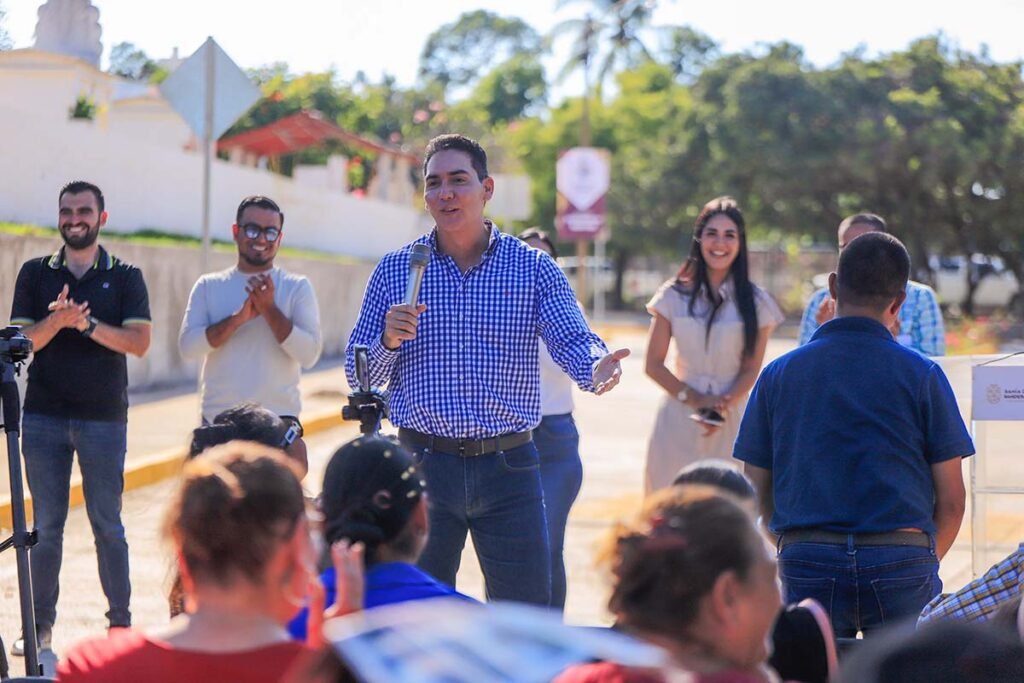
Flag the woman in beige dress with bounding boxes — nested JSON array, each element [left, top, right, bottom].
[[644, 196, 783, 492]]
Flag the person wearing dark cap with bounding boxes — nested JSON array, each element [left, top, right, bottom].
[[168, 402, 309, 618], [287, 436, 478, 641]]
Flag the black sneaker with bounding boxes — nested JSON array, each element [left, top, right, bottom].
[[10, 624, 52, 656]]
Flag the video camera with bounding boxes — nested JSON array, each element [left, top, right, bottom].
[[0, 327, 32, 364], [342, 345, 390, 435]]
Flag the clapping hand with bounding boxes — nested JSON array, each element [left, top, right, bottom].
[[245, 274, 276, 316], [47, 284, 90, 331]]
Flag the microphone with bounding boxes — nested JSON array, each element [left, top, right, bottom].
[[404, 243, 431, 305]]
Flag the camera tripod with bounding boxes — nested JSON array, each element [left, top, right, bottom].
[[0, 327, 50, 680]]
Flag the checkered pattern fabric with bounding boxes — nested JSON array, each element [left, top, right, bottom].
[[799, 280, 945, 355], [918, 544, 1024, 624], [346, 223, 608, 438]]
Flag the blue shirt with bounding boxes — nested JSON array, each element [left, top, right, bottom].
[[734, 316, 974, 535], [346, 224, 608, 438], [287, 562, 479, 640], [798, 281, 945, 356]]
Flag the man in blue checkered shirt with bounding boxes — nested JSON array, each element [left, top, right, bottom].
[[346, 134, 629, 606], [798, 213, 945, 356]]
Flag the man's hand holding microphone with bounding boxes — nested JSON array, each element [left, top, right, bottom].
[[383, 244, 431, 350]]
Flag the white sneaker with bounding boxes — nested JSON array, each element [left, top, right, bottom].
[[10, 625, 52, 656]]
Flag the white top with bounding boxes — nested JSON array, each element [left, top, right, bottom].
[[539, 339, 575, 416], [178, 266, 322, 422], [647, 278, 784, 395], [643, 278, 784, 492]]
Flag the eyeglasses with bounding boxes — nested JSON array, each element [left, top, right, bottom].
[[241, 223, 281, 241]]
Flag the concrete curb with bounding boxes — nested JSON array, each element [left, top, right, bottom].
[[0, 407, 351, 528]]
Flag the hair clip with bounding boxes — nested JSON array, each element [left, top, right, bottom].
[[372, 490, 393, 510]]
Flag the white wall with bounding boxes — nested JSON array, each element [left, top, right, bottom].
[[0, 102, 431, 260]]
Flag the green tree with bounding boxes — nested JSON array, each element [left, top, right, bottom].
[[551, 0, 659, 95], [109, 42, 159, 81], [511, 63, 697, 306], [462, 54, 547, 125], [0, 1, 11, 51], [658, 25, 718, 84], [418, 10, 542, 95]]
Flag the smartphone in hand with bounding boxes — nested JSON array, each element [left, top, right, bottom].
[[689, 408, 726, 427]]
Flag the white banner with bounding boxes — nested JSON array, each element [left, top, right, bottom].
[[972, 364, 1024, 421]]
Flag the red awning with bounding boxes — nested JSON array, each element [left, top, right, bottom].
[[217, 110, 417, 162]]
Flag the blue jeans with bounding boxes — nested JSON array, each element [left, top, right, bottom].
[[533, 414, 582, 611], [409, 440, 551, 606], [22, 413, 131, 628], [778, 536, 940, 638]]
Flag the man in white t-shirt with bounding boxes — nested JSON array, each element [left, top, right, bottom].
[[178, 195, 322, 466]]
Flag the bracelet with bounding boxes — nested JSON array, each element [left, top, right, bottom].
[[82, 316, 98, 337]]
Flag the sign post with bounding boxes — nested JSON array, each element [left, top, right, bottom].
[[159, 37, 261, 274], [555, 147, 611, 313]]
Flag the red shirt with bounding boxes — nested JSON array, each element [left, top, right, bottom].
[[57, 630, 309, 683], [555, 662, 769, 683]]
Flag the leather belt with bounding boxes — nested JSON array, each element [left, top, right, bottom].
[[779, 529, 931, 549], [398, 428, 532, 457]]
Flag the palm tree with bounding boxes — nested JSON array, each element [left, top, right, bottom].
[[550, 0, 659, 102]]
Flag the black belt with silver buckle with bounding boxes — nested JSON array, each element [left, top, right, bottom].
[[398, 428, 532, 457], [779, 529, 931, 549]]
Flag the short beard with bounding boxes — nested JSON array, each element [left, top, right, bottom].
[[60, 222, 100, 250], [240, 251, 272, 268]]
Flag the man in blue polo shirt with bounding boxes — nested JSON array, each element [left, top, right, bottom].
[[734, 231, 973, 637], [9, 181, 151, 654]]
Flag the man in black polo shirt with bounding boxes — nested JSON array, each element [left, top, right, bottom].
[[9, 181, 151, 653]]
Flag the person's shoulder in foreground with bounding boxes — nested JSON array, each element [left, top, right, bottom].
[[555, 661, 772, 683], [364, 561, 480, 608], [57, 629, 309, 682]]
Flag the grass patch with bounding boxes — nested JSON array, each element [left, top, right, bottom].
[[0, 222, 363, 264]]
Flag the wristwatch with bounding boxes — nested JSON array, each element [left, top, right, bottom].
[[676, 385, 689, 403], [82, 316, 98, 337]]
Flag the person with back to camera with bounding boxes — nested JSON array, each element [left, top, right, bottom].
[[287, 436, 478, 642], [518, 227, 584, 612], [672, 461, 838, 683], [734, 231, 973, 638], [168, 402, 311, 618], [57, 442, 332, 682], [643, 197, 783, 493], [554, 485, 783, 683]]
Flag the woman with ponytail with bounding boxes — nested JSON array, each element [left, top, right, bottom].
[[643, 197, 783, 492], [287, 436, 477, 641]]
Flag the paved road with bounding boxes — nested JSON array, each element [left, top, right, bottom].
[[0, 331, 1018, 674]]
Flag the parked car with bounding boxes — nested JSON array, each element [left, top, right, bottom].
[[556, 256, 616, 295], [929, 254, 1020, 311]]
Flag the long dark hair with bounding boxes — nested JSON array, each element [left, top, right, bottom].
[[675, 196, 758, 357]]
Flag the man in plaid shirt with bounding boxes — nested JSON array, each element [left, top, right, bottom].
[[799, 213, 945, 356], [919, 543, 1024, 624], [346, 134, 629, 606]]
